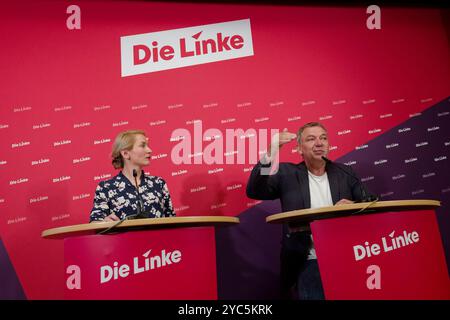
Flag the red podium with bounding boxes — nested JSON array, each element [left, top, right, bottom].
[[267, 199, 450, 300], [42, 216, 239, 300]]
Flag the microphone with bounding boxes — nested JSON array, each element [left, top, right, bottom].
[[321, 156, 378, 203], [127, 169, 147, 220], [97, 169, 147, 234]]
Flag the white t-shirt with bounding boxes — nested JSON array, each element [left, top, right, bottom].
[[307, 171, 333, 260]]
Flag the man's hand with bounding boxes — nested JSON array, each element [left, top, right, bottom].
[[104, 213, 120, 222], [268, 128, 297, 157], [335, 199, 354, 205]]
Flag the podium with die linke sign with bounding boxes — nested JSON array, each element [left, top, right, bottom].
[[267, 199, 450, 300], [42, 216, 239, 300]]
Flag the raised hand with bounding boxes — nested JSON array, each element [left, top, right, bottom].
[[268, 128, 297, 157]]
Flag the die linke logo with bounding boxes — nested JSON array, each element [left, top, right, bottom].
[[353, 229, 420, 262], [99, 248, 182, 284], [120, 19, 253, 76]]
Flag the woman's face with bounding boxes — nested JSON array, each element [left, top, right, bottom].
[[123, 134, 152, 167]]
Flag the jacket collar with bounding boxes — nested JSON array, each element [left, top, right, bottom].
[[295, 162, 310, 208]]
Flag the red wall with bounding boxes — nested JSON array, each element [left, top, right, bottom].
[[1, 1, 449, 298]]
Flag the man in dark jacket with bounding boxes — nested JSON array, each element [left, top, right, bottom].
[[246, 122, 374, 299]]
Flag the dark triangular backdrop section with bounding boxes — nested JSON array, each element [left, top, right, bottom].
[[0, 238, 26, 299], [339, 96, 450, 268]]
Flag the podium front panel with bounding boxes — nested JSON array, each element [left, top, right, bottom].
[[64, 227, 217, 299], [311, 210, 450, 300]]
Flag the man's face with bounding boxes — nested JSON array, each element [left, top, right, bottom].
[[298, 126, 329, 163]]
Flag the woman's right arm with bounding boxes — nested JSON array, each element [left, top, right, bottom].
[[89, 183, 114, 222]]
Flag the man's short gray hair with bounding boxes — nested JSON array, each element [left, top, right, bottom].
[[296, 122, 328, 144]]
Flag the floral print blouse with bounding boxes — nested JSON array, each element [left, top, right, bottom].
[[90, 171, 175, 222]]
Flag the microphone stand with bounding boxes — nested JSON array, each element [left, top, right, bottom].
[[321, 156, 378, 203], [97, 169, 148, 234], [128, 169, 147, 220]]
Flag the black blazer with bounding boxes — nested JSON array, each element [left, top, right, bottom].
[[247, 160, 371, 213]]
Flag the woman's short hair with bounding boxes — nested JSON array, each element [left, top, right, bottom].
[[296, 122, 327, 145], [111, 130, 146, 169]]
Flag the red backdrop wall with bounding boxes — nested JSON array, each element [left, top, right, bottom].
[[1, 1, 449, 299]]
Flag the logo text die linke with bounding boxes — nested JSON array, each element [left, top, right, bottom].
[[121, 19, 253, 76], [100, 248, 181, 284]]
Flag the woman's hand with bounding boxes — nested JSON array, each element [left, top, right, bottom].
[[104, 213, 120, 222]]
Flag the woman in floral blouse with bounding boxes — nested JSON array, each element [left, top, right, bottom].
[[90, 130, 175, 222]]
